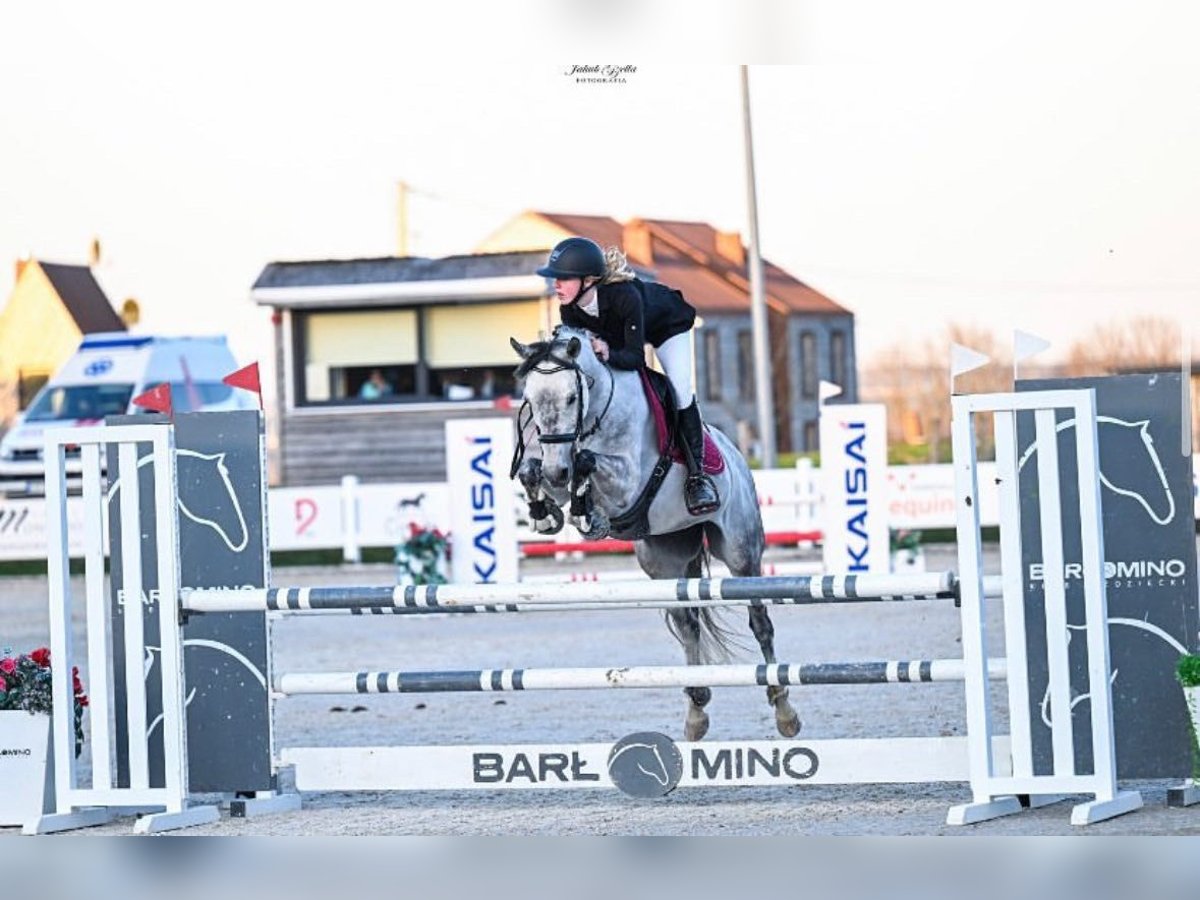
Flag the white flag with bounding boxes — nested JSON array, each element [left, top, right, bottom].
[[818, 380, 843, 403], [949, 343, 990, 394], [1013, 329, 1051, 363]]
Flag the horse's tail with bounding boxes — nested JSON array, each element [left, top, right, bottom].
[[665, 540, 744, 664]]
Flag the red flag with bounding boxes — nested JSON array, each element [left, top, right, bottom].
[[223, 362, 263, 409], [132, 382, 173, 417]]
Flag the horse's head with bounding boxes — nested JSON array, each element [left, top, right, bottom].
[[510, 327, 599, 487]]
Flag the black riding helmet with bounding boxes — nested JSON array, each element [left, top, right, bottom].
[[536, 237, 606, 280]]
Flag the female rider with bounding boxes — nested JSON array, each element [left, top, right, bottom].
[[536, 236, 720, 516]]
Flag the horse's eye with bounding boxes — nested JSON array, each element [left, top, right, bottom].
[[566, 395, 576, 406]]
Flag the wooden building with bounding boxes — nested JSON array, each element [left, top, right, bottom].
[[252, 252, 553, 485]]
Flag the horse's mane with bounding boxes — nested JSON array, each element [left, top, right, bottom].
[[513, 325, 596, 379]]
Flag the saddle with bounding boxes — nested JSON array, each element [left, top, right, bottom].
[[606, 370, 726, 540], [638, 369, 725, 475]]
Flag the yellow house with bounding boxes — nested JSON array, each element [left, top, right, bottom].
[[0, 259, 124, 428]]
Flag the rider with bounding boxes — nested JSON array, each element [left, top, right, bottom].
[[535, 236, 720, 516]]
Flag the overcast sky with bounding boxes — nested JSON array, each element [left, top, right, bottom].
[[3, 2, 1198, 388]]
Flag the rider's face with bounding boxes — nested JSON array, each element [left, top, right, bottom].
[[553, 278, 582, 304]]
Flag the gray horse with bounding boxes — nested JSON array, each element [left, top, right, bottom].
[[510, 325, 800, 741]]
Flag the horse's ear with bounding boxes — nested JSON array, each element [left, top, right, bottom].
[[510, 337, 532, 358], [566, 336, 582, 358]]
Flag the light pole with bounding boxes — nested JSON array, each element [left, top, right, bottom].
[[741, 65, 776, 467]]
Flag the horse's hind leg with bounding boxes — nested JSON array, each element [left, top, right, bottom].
[[748, 607, 801, 738], [641, 530, 711, 741], [708, 523, 800, 738], [667, 605, 712, 741]]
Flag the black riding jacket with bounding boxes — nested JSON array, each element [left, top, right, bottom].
[[559, 279, 696, 371]]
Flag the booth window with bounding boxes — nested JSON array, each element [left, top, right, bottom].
[[301, 309, 419, 404], [295, 301, 541, 406]]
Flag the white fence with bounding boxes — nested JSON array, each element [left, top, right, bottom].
[[4, 459, 1198, 562]]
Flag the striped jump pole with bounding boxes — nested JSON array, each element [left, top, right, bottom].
[[274, 658, 1009, 696], [184, 571, 959, 615]]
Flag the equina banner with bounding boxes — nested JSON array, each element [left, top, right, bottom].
[[446, 418, 518, 584], [820, 402, 889, 575]]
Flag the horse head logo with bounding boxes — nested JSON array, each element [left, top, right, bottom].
[[607, 731, 683, 798], [1017, 416, 1175, 526], [107, 449, 250, 552]]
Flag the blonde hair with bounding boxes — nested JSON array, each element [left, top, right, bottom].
[[601, 246, 636, 283]]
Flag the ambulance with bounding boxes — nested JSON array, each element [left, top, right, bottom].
[[0, 333, 257, 496]]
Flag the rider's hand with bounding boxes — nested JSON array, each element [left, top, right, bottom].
[[591, 337, 609, 361]]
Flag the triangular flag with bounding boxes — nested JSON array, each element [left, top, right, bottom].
[[949, 343, 991, 394], [1013, 329, 1051, 363], [132, 382, 173, 417], [223, 362, 263, 409], [818, 380, 843, 404]]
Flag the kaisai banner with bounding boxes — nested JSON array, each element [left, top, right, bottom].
[[819, 403, 889, 575], [446, 418, 519, 585]]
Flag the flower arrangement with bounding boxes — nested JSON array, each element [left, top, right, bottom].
[[889, 529, 924, 561], [1177, 654, 1200, 781], [395, 522, 449, 586], [0, 647, 88, 757]]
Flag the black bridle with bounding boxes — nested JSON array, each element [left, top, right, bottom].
[[509, 340, 615, 477]]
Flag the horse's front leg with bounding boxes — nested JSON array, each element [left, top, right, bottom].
[[517, 458, 564, 535], [568, 449, 609, 540]]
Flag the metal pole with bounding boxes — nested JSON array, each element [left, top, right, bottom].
[[741, 65, 776, 466], [396, 180, 409, 257]]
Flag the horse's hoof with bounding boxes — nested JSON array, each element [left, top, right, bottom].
[[535, 516, 563, 535], [776, 709, 802, 738], [684, 710, 709, 742], [574, 517, 610, 541]]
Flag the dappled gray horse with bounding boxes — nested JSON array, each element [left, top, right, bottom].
[[510, 326, 799, 741]]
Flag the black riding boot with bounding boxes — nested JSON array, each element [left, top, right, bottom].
[[678, 401, 720, 516]]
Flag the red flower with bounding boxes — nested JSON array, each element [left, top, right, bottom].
[[30, 647, 51, 668], [0, 657, 15, 675], [0, 675, 6, 692]]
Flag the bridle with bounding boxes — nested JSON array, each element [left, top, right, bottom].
[[509, 339, 615, 478], [529, 350, 614, 445]]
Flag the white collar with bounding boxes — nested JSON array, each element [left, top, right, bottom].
[[578, 286, 599, 317]]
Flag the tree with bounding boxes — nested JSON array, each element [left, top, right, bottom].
[[1064, 315, 1181, 376], [862, 323, 1011, 463]]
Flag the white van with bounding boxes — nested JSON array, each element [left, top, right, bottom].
[[0, 332, 258, 496]]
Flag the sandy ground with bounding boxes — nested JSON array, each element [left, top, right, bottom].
[[2, 544, 1198, 837]]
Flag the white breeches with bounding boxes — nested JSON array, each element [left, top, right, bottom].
[[654, 332, 695, 409]]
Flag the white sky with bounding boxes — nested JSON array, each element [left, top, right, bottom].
[[2, 2, 1198, 393]]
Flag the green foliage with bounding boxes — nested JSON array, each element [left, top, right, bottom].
[[1179, 656, 1200, 781], [1177, 655, 1200, 688]]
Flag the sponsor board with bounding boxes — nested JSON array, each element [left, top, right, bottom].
[[446, 419, 518, 584], [1017, 374, 1199, 779], [284, 736, 1012, 794], [820, 403, 889, 574]]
